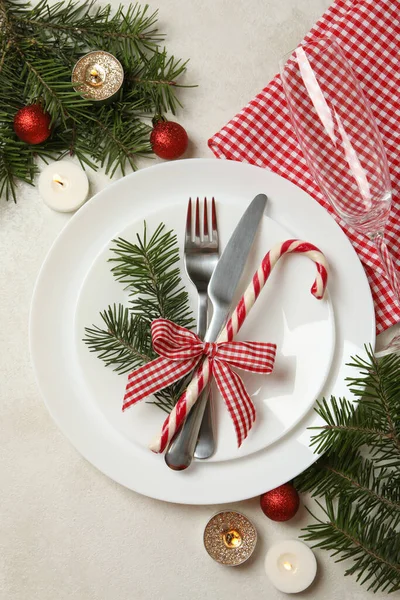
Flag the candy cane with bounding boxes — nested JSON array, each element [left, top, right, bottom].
[[150, 240, 328, 453]]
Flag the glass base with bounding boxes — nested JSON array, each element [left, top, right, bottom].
[[375, 333, 400, 358]]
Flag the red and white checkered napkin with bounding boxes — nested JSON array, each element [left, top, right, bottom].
[[208, 0, 400, 334]]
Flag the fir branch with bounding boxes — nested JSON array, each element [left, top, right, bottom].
[[83, 305, 186, 413], [308, 396, 394, 458], [297, 347, 400, 593], [7, 0, 163, 58], [302, 499, 400, 594], [0, 0, 193, 200], [15, 47, 82, 124], [110, 223, 195, 328], [0, 123, 37, 199], [126, 51, 195, 114], [296, 451, 400, 527], [83, 304, 152, 374], [0, 118, 67, 199], [347, 351, 400, 461], [83, 223, 194, 413], [308, 349, 400, 467], [85, 107, 152, 176]]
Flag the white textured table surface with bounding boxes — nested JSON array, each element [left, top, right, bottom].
[[0, 1, 392, 599]]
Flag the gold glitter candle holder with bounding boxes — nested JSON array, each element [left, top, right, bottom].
[[203, 511, 257, 566], [71, 51, 124, 103]]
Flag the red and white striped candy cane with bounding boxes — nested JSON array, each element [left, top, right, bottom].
[[150, 239, 328, 453]]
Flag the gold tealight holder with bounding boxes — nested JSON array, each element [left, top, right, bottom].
[[203, 511, 257, 566], [71, 51, 124, 103]]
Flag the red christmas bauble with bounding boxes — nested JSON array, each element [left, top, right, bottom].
[[150, 120, 188, 160], [260, 483, 300, 522], [13, 104, 52, 145]]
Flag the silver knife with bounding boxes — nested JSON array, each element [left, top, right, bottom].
[[165, 194, 268, 470]]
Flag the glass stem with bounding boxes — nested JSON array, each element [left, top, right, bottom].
[[372, 232, 400, 305]]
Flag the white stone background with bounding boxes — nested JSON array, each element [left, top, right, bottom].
[[0, 1, 394, 599]]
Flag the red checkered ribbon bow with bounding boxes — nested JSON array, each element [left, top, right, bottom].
[[123, 319, 276, 437]]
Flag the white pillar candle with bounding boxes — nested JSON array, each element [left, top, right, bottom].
[[38, 161, 89, 213], [264, 540, 317, 593]]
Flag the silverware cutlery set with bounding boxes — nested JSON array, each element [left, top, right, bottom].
[[165, 194, 268, 471]]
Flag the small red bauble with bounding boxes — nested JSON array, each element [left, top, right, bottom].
[[13, 104, 52, 145], [260, 483, 300, 522], [150, 119, 188, 160]]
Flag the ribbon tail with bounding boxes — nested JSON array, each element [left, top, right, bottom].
[[123, 356, 200, 411], [213, 360, 256, 447], [149, 358, 211, 453]]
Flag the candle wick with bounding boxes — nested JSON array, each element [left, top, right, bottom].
[[86, 63, 106, 87], [53, 174, 65, 188]]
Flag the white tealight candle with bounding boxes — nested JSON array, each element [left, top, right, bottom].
[[38, 161, 89, 213], [265, 540, 317, 594]]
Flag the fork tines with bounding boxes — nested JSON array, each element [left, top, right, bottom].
[[186, 197, 218, 247]]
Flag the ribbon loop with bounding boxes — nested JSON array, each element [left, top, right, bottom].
[[214, 340, 276, 373], [123, 318, 277, 445], [151, 319, 203, 359]]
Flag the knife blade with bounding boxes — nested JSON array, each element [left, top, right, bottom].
[[165, 194, 268, 470]]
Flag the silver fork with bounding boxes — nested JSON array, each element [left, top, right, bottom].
[[165, 197, 219, 466], [185, 197, 219, 340]]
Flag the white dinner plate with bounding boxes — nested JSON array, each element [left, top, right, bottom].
[[30, 159, 375, 504]]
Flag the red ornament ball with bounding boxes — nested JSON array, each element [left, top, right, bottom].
[[13, 104, 52, 145], [150, 120, 188, 160], [260, 483, 300, 522]]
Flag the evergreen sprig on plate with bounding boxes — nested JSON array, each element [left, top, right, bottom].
[[0, 0, 193, 200], [295, 348, 400, 594], [83, 223, 195, 414]]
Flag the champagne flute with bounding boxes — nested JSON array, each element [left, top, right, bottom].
[[279, 37, 399, 357]]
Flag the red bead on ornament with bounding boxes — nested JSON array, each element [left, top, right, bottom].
[[260, 483, 300, 522], [150, 118, 188, 160], [13, 104, 52, 145]]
